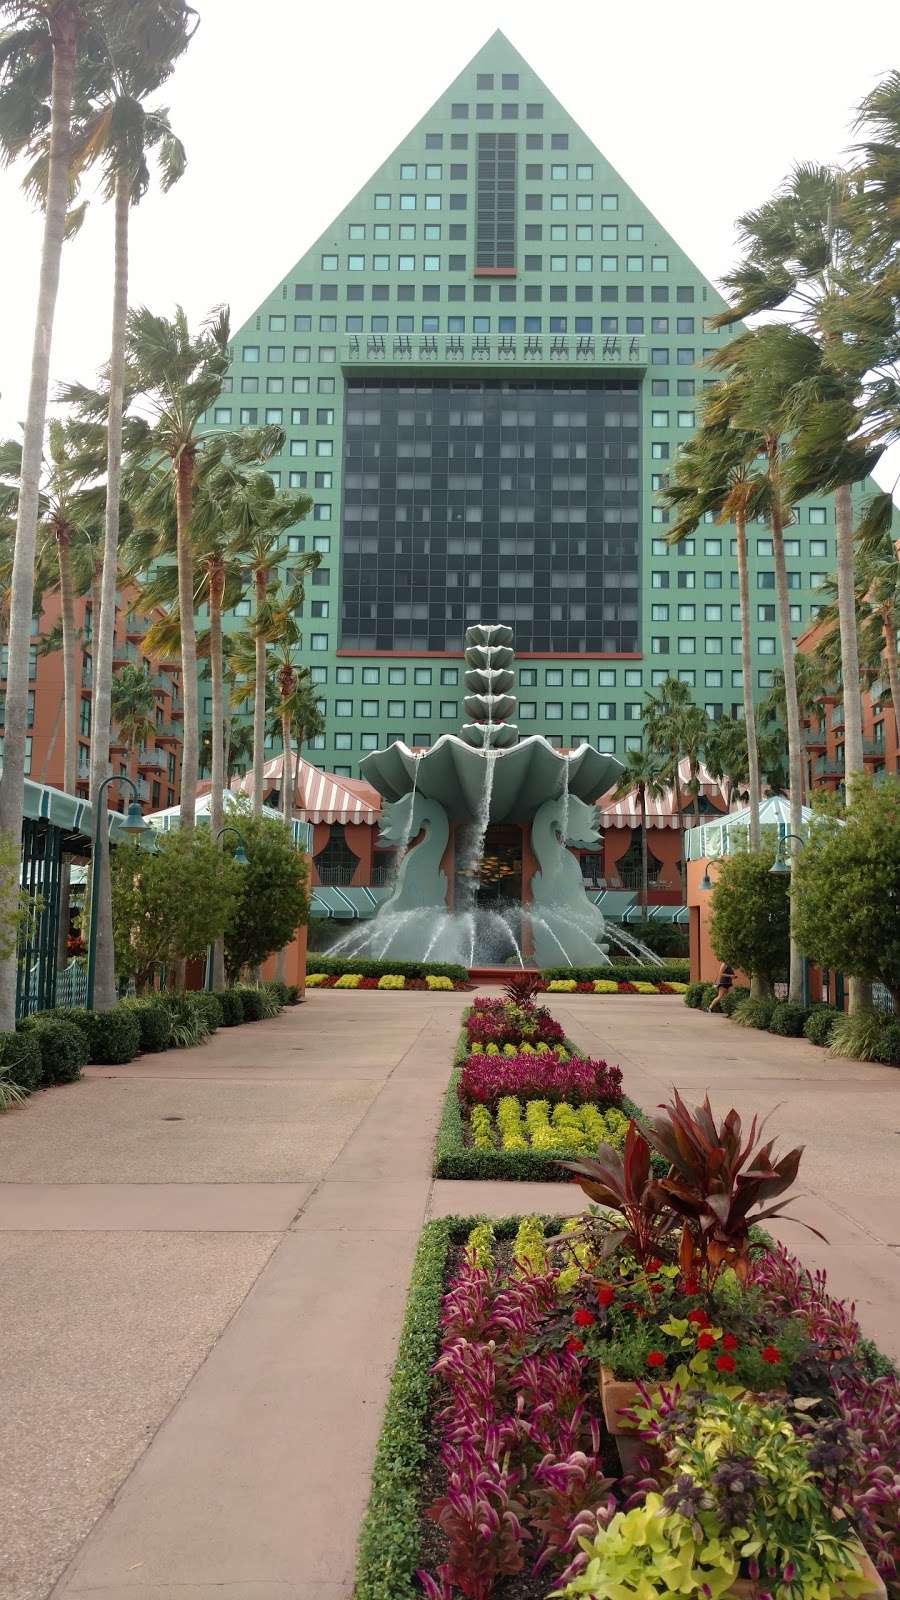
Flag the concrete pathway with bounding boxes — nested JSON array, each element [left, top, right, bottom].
[[1, 991, 897, 1599]]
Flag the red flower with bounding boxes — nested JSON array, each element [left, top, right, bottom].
[[715, 1353, 736, 1373], [597, 1283, 616, 1308], [761, 1345, 781, 1365], [722, 1332, 738, 1351], [696, 1331, 715, 1350], [567, 1337, 584, 1354], [646, 1257, 662, 1272], [646, 1350, 666, 1368], [573, 1307, 595, 1328], [687, 1308, 709, 1327], [649, 1281, 664, 1295]]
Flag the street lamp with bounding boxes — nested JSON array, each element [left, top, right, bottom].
[[86, 776, 152, 1009], [769, 831, 806, 876], [205, 825, 249, 990], [700, 862, 717, 891]]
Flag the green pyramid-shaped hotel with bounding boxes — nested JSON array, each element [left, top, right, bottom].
[[208, 31, 856, 779]]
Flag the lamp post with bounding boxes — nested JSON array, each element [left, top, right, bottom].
[[86, 776, 151, 1010], [769, 830, 808, 1003], [205, 826, 249, 990]]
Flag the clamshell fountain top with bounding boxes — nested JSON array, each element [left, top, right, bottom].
[[360, 623, 622, 823]]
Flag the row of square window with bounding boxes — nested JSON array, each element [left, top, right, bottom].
[[271, 315, 697, 335], [292, 285, 696, 306], [319, 252, 671, 273], [388, 163, 602, 185], [339, 225, 647, 242], [421, 127, 567, 147], [301, 663, 781, 693], [322, 695, 757, 721]]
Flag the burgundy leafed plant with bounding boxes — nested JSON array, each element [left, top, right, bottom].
[[503, 971, 544, 1008], [558, 1120, 677, 1268], [459, 1051, 622, 1109], [644, 1090, 825, 1283]]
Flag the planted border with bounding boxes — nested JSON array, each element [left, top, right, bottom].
[[433, 1015, 663, 1182]]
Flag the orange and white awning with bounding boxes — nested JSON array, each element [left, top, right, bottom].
[[235, 752, 381, 826], [597, 758, 729, 830]]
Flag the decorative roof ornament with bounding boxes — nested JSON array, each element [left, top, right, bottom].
[[460, 623, 518, 749]]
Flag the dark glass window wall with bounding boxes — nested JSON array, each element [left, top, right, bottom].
[[340, 378, 640, 652]]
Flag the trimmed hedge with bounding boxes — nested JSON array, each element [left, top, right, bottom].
[[720, 985, 751, 1017], [768, 1002, 811, 1038], [542, 960, 689, 985], [19, 1017, 88, 1083], [232, 985, 265, 1022], [214, 989, 245, 1027], [873, 1020, 900, 1066], [803, 1005, 841, 1048], [85, 1006, 142, 1064], [308, 955, 468, 983], [0, 1028, 44, 1092], [120, 998, 173, 1054], [186, 991, 222, 1034]]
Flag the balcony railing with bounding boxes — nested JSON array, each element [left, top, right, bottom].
[[831, 706, 845, 731], [371, 862, 394, 886], [604, 866, 674, 891], [342, 333, 646, 369], [138, 749, 167, 771], [315, 863, 359, 886]]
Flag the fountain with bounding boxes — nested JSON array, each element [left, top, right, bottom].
[[354, 624, 629, 969]]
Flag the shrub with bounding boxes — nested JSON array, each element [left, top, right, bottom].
[[84, 1006, 141, 1064], [0, 1028, 44, 1092], [215, 989, 245, 1027], [162, 994, 209, 1049], [803, 1005, 841, 1048], [768, 1001, 810, 1037], [708, 847, 790, 987], [335, 972, 363, 989], [683, 981, 707, 1009], [266, 979, 290, 1005], [873, 1020, 900, 1066], [283, 983, 300, 1005], [719, 984, 750, 1017], [377, 973, 405, 989], [542, 960, 689, 985], [186, 991, 222, 1034], [224, 810, 310, 981], [426, 974, 454, 991], [458, 1049, 623, 1109], [232, 985, 265, 1022], [308, 955, 467, 983], [829, 1010, 892, 1062], [732, 994, 778, 1030], [258, 982, 283, 1017], [120, 997, 173, 1054], [21, 1017, 88, 1083]]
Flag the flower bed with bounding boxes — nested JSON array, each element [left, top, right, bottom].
[[355, 1211, 898, 1600], [547, 978, 688, 994], [435, 1000, 656, 1181], [308, 955, 467, 983], [305, 972, 467, 991]]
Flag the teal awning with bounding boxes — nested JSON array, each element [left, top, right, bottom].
[[22, 778, 146, 847], [586, 889, 635, 920], [310, 884, 390, 919], [621, 901, 689, 925]]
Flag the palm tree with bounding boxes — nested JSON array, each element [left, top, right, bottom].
[[713, 163, 881, 802], [643, 676, 709, 895], [663, 422, 763, 849], [0, 0, 101, 1028], [704, 716, 753, 811], [610, 748, 666, 910], [110, 661, 156, 752]]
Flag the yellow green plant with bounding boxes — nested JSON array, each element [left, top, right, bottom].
[[425, 974, 453, 990], [377, 974, 405, 989], [548, 978, 577, 992], [470, 1104, 494, 1151], [513, 1215, 547, 1276], [305, 973, 329, 987], [465, 1219, 495, 1268], [335, 973, 363, 988]]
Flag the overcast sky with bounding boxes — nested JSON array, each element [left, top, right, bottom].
[[1, 0, 897, 494]]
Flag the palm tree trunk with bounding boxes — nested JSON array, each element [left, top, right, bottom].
[[175, 450, 199, 830], [638, 783, 648, 912], [252, 568, 266, 816], [275, 705, 293, 981], [735, 510, 761, 850], [89, 168, 131, 1011], [881, 607, 900, 748], [769, 446, 805, 1005], [56, 529, 78, 968], [672, 763, 685, 900], [209, 563, 226, 991], [0, 9, 79, 1031]]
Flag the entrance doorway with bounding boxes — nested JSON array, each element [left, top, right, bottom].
[[474, 824, 522, 907]]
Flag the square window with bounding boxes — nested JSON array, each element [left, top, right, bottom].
[[575, 163, 593, 179], [320, 254, 337, 271], [242, 345, 259, 363], [575, 194, 592, 211], [600, 255, 617, 272], [677, 410, 694, 427], [519, 701, 536, 719], [440, 667, 458, 686], [373, 193, 390, 209], [626, 254, 643, 271], [576, 255, 592, 272], [213, 407, 231, 424], [519, 668, 537, 686], [651, 255, 668, 272], [601, 193, 618, 210], [424, 254, 439, 271], [809, 506, 827, 524]]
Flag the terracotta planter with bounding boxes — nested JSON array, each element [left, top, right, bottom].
[[728, 1543, 884, 1599], [599, 1366, 650, 1473]]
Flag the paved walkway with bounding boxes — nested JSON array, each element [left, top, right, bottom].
[[1, 991, 897, 1599]]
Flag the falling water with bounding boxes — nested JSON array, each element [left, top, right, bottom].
[[527, 912, 574, 966], [389, 758, 420, 883], [455, 748, 497, 913], [604, 923, 665, 966], [559, 752, 571, 848]]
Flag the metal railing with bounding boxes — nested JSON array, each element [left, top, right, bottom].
[[605, 866, 673, 891], [342, 333, 646, 368], [315, 863, 359, 886]]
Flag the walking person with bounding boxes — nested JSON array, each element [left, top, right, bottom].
[[708, 960, 735, 1013]]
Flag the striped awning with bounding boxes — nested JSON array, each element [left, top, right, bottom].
[[621, 902, 689, 925], [310, 884, 389, 919], [20, 778, 149, 847], [598, 758, 730, 830], [235, 753, 381, 827]]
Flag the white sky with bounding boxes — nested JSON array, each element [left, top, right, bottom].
[[1, 0, 897, 495]]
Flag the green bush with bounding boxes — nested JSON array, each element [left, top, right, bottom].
[[232, 985, 265, 1022], [0, 1028, 44, 1092], [873, 1020, 900, 1066], [267, 979, 290, 1005], [186, 991, 222, 1034], [803, 1006, 841, 1048], [162, 994, 210, 1049], [720, 985, 751, 1017], [828, 1010, 891, 1063], [215, 990, 245, 1027], [120, 997, 173, 1054], [19, 1017, 87, 1083], [543, 960, 690, 986], [284, 983, 300, 1005], [768, 1002, 810, 1038], [733, 995, 778, 1030], [684, 981, 707, 1008], [85, 1006, 141, 1064], [258, 983, 283, 1018], [308, 955, 468, 983]]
